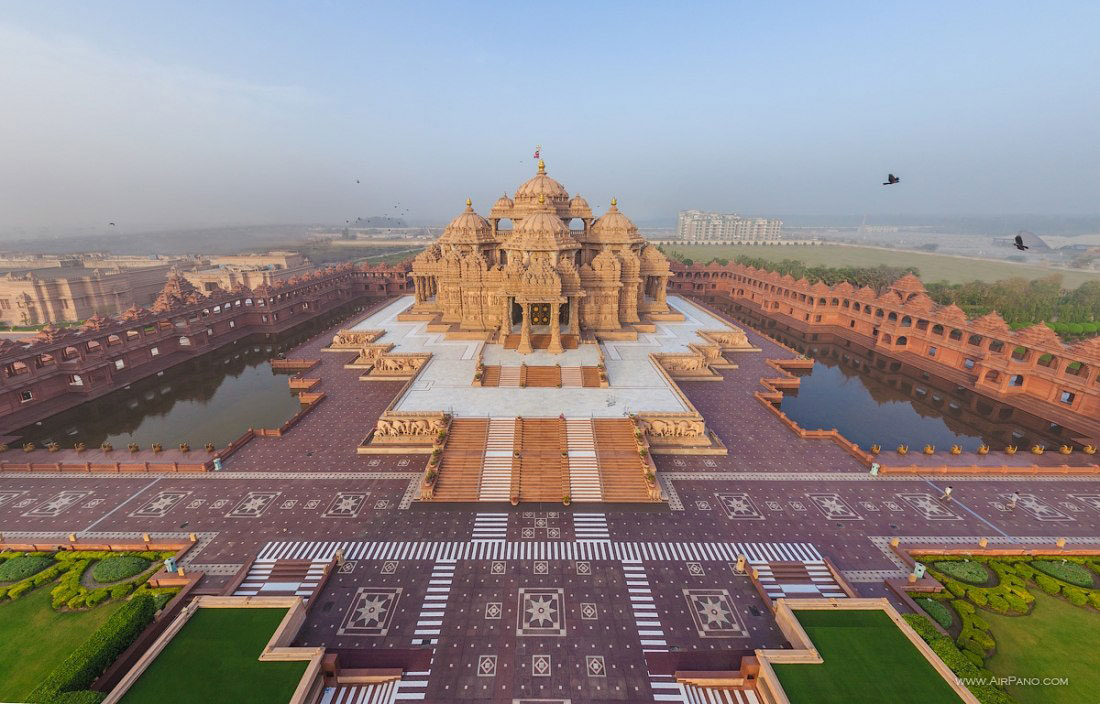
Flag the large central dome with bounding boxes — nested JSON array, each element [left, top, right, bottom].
[[513, 160, 569, 206]]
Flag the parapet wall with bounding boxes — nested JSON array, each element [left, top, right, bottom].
[[671, 262, 1100, 439]]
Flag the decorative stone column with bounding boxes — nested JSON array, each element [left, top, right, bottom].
[[548, 302, 563, 354], [568, 297, 580, 336], [413, 277, 424, 303], [518, 303, 533, 354], [499, 296, 511, 338], [656, 276, 668, 305]]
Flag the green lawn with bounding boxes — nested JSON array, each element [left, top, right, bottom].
[[661, 243, 1100, 288], [0, 585, 123, 701], [773, 609, 964, 704], [985, 590, 1100, 704], [118, 608, 307, 704]]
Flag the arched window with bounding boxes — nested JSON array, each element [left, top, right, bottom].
[[896, 336, 908, 346], [888, 312, 898, 322], [901, 316, 912, 327], [932, 324, 945, 336]]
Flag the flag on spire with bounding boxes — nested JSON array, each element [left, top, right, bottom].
[[533, 144, 541, 159]]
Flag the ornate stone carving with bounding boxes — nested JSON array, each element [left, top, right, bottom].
[[329, 329, 384, 349]]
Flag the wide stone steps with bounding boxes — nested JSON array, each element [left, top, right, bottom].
[[516, 418, 568, 503], [431, 417, 654, 503], [498, 366, 521, 387], [566, 418, 602, 501], [433, 418, 489, 502], [560, 366, 584, 387], [480, 417, 516, 501]]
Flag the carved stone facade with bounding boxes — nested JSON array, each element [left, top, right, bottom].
[[409, 161, 673, 353], [672, 262, 1100, 428]]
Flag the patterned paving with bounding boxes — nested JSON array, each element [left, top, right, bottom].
[[8, 295, 1100, 703], [256, 540, 825, 563]]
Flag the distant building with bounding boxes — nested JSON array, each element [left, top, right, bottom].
[[0, 256, 185, 326], [676, 210, 782, 243], [183, 251, 315, 293]]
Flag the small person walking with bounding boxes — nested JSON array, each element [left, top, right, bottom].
[[941, 485, 953, 503], [1008, 492, 1020, 510]]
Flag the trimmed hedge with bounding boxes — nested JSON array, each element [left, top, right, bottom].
[[915, 597, 953, 630], [0, 555, 54, 582], [28, 594, 155, 703], [91, 556, 151, 584], [1031, 560, 1094, 588], [902, 613, 1014, 704], [47, 691, 106, 704], [933, 559, 992, 585]]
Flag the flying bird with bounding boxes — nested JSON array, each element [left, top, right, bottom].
[[108, 222, 116, 226], [1014, 234, 1029, 251], [882, 174, 900, 186], [356, 179, 360, 184]]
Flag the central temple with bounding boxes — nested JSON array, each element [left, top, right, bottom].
[[408, 160, 673, 352]]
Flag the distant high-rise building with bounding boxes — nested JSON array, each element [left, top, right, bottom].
[[676, 210, 782, 242]]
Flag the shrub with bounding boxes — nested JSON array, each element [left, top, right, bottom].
[[29, 594, 156, 702], [1063, 587, 1089, 607], [7, 581, 34, 599], [1031, 559, 1095, 588], [1034, 574, 1062, 595], [110, 582, 133, 599], [946, 581, 967, 598], [91, 556, 150, 583], [85, 589, 110, 607], [987, 594, 1011, 613], [0, 554, 55, 582], [968, 588, 988, 607], [915, 597, 953, 629], [49, 691, 106, 704], [934, 560, 991, 584], [902, 614, 1013, 704]]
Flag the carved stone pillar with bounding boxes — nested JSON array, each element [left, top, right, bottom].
[[413, 277, 424, 303], [568, 296, 580, 336], [548, 302, 563, 354], [656, 276, 668, 305], [499, 295, 511, 338], [518, 303, 533, 354]]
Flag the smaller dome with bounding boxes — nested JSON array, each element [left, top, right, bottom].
[[489, 192, 514, 219], [590, 198, 641, 243], [514, 160, 569, 205], [568, 193, 592, 218], [440, 199, 492, 245]]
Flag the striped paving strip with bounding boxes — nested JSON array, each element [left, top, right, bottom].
[[471, 512, 508, 542], [561, 366, 584, 387], [412, 561, 455, 645], [479, 418, 515, 502], [683, 684, 760, 704], [623, 562, 684, 703], [319, 682, 398, 704], [255, 540, 823, 563], [566, 419, 602, 502], [573, 511, 610, 541], [498, 366, 521, 387]]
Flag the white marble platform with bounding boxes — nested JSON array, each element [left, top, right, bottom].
[[350, 295, 736, 418]]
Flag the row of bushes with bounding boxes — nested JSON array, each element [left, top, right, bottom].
[[27, 593, 156, 703], [0, 550, 172, 611], [903, 613, 1014, 704], [913, 556, 1100, 702]]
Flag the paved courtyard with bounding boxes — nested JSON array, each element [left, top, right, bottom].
[[3, 295, 1100, 703]]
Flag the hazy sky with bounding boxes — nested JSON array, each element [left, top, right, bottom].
[[1, 1, 1098, 236]]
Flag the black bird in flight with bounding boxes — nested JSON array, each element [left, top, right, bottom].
[[108, 222, 116, 226], [1014, 234, 1029, 251], [356, 179, 360, 184], [882, 174, 900, 185]]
